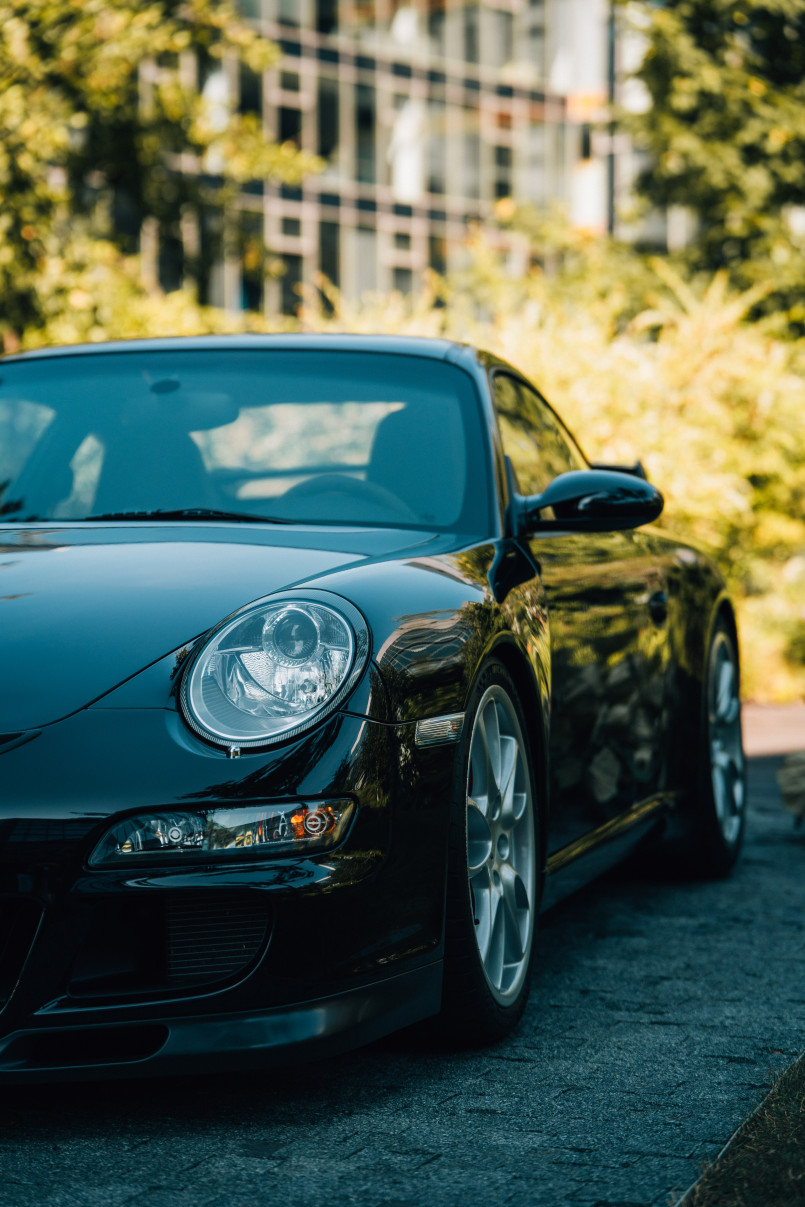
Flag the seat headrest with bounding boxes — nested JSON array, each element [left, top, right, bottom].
[[367, 402, 465, 525]]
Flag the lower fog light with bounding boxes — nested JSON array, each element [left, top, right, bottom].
[[89, 800, 355, 866]]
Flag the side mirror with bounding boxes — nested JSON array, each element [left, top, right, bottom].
[[518, 469, 664, 534], [589, 460, 648, 481]]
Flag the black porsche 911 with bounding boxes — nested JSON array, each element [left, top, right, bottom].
[[0, 334, 745, 1080]]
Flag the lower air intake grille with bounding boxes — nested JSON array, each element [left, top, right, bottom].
[[0, 900, 42, 1011], [166, 893, 270, 987]]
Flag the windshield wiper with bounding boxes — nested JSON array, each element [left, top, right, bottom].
[[87, 507, 292, 524]]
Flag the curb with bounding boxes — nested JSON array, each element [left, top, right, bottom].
[[670, 1056, 799, 1207]]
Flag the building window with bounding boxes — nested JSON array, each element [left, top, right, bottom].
[[355, 226, 377, 294], [241, 213, 264, 313], [278, 0, 299, 26], [158, 232, 183, 294], [494, 144, 513, 198], [282, 216, 301, 237], [523, 123, 547, 204], [394, 231, 411, 250], [428, 234, 446, 275], [347, 1, 376, 35], [393, 266, 413, 294], [490, 10, 514, 68], [463, 130, 481, 200], [239, 65, 262, 116], [319, 219, 340, 288], [279, 106, 303, 145], [427, 99, 446, 195], [389, 93, 425, 204], [464, 4, 480, 64], [280, 254, 303, 315], [280, 71, 301, 92], [317, 77, 340, 159], [355, 83, 376, 184], [317, 0, 338, 34], [428, 8, 446, 56], [527, 26, 545, 78]]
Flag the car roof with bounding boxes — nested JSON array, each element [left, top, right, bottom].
[[0, 332, 477, 365]]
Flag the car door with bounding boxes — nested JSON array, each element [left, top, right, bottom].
[[493, 372, 671, 856]]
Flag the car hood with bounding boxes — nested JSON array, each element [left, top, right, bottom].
[[0, 523, 436, 730]]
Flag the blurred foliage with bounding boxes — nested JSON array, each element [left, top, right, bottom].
[[0, 0, 319, 348], [15, 235, 292, 349], [620, 0, 805, 319]]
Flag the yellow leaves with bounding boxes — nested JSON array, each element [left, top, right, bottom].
[[199, 112, 322, 186], [660, 150, 684, 175], [67, 287, 93, 310], [748, 77, 766, 96], [155, 80, 192, 124], [494, 198, 517, 222], [3, 18, 31, 75], [768, 127, 790, 150], [92, 10, 128, 41], [240, 40, 279, 74]]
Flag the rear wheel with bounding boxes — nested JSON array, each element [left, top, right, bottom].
[[666, 617, 746, 878], [699, 620, 746, 873], [439, 661, 541, 1044]]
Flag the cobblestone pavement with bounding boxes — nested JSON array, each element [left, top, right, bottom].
[[1, 753, 803, 1207]]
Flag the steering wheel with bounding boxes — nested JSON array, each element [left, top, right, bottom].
[[281, 473, 417, 522]]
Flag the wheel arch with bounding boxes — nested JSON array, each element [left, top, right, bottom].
[[693, 592, 741, 715], [712, 595, 740, 671], [481, 635, 550, 881], [665, 588, 741, 840]]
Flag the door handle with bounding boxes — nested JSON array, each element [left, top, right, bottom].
[[649, 589, 668, 625]]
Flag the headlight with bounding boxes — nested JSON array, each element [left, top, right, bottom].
[[181, 594, 369, 750], [89, 800, 356, 866]]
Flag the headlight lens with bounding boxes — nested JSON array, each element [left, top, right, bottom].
[[181, 596, 369, 749], [89, 800, 355, 866]]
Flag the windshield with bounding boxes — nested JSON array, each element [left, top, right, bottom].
[[0, 348, 489, 532]]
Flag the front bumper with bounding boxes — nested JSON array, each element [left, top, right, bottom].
[[0, 962, 441, 1083], [1, 701, 456, 1077]]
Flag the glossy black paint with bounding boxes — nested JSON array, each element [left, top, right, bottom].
[[0, 333, 735, 1079]]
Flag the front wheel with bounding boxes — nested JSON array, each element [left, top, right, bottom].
[[438, 661, 541, 1045]]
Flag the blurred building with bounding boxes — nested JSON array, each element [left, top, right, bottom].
[[204, 0, 620, 314]]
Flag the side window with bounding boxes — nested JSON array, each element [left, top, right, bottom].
[[494, 374, 586, 496]]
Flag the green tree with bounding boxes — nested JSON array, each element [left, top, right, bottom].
[[621, 0, 805, 312], [0, 0, 319, 348]]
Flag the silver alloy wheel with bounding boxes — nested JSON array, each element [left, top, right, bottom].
[[707, 628, 745, 847], [466, 684, 536, 1006]]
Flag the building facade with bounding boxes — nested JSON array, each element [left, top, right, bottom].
[[204, 0, 615, 314]]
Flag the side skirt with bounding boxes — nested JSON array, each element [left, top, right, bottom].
[[540, 793, 677, 913]]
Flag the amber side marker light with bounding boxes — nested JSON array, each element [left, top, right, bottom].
[[89, 800, 355, 866]]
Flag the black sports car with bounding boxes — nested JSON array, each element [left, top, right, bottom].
[[0, 334, 745, 1080]]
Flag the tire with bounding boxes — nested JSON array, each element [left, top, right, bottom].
[[668, 617, 747, 878], [437, 660, 542, 1046]]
